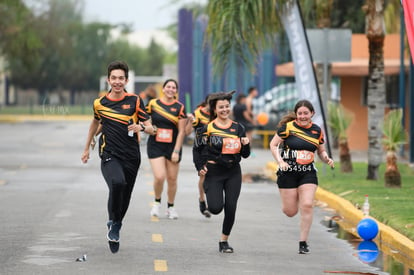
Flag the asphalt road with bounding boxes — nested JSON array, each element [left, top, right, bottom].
[[0, 120, 387, 275]]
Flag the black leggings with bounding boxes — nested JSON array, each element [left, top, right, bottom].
[[101, 155, 140, 223], [204, 163, 242, 236]]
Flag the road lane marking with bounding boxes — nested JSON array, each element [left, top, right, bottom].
[[152, 234, 163, 243], [154, 260, 168, 272]]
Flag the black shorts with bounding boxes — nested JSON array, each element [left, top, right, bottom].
[[146, 138, 182, 162], [276, 170, 318, 189]]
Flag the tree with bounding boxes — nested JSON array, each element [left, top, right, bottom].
[[382, 109, 406, 188], [5, 0, 166, 100], [206, 0, 281, 75], [364, 0, 386, 180], [328, 102, 354, 172], [0, 0, 42, 68]]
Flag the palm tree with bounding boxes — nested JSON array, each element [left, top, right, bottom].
[[382, 109, 407, 188], [328, 102, 354, 173], [205, 0, 281, 75], [364, 0, 386, 180]]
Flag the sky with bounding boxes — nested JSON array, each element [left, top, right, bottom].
[[83, 0, 207, 48]]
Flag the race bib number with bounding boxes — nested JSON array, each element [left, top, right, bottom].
[[222, 138, 241, 154], [296, 150, 314, 165], [156, 128, 173, 143]]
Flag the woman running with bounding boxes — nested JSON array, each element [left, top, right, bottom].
[[269, 99, 334, 254], [193, 91, 250, 253], [185, 95, 212, 218], [147, 79, 187, 219]]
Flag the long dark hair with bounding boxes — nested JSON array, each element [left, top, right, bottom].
[[208, 91, 236, 122], [277, 99, 315, 128]]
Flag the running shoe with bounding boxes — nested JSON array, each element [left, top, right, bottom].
[[107, 221, 122, 243], [108, 241, 120, 254], [299, 241, 310, 254], [199, 200, 211, 218], [150, 202, 161, 217], [219, 241, 234, 253], [166, 207, 179, 219]]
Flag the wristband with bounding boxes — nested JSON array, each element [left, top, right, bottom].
[[173, 149, 180, 154]]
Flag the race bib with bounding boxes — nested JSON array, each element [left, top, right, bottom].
[[296, 150, 314, 165], [222, 138, 241, 154], [156, 128, 173, 143]]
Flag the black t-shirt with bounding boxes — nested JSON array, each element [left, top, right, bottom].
[[233, 103, 253, 130], [93, 91, 149, 160]]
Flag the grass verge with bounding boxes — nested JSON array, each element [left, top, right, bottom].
[[316, 162, 414, 240]]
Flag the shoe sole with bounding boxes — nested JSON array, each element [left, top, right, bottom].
[[220, 249, 234, 253]]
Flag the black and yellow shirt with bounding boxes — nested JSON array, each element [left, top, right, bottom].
[[277, 120, 324, 166], [193, 119, 250, 170], [146, 98, 187, 146], [93, 91, 149, 160], [192, 106, 210, 131]]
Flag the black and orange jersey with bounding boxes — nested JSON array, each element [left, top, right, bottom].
[[146, 98, 187, 145], [192, 106, 210, 131], [277, 120, 324, 164], [93, 91, 149, 160], [193, 119, 250, 170]]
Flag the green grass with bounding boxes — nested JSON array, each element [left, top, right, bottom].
[[316, 162, 414, 240]]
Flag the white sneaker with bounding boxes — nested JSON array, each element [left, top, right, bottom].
[[150, 202, 160, 217], [166, 207, 179, 219]]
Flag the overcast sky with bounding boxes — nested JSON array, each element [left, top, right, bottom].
[[83, 0, 206, 31]]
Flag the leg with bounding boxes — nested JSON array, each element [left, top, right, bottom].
[[198, 174, 206, 202], [198, 174, 210, 217], [278, 188, 299, 217], [298, 184, 317, 242], [120, 158, 140, 221], [165, 159, 179, 205], [222, 165, 242, 236], [149, 157, 167, 200], [101, 157, 126, 222], [204, 164, 225, 215]]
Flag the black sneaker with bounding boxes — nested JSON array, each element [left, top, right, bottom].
[[107, 221, 122, 243], [219, 241, 234, 253], [299, 241, 310, 254], [199, 200, 211, 218], [108, 241, 120, 254]]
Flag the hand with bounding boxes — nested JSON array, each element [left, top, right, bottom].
[[187, 113, 195, 122], [240, 137, 250, 145], [198, 165, 208, 176], [171, 150, 180, 163], [151, 125, 158, 136], [326, 157, 335, 168], [278, 160, 290, 171], [81, 150, 90, 164], [139, 123, 146, 132], [128, 123, 138, 133]]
